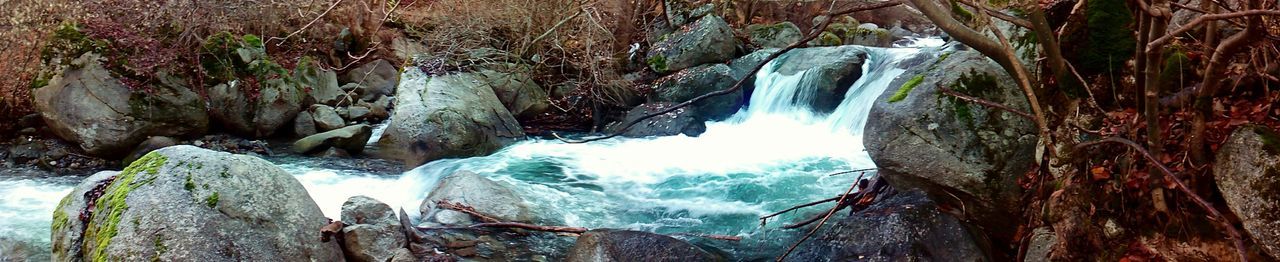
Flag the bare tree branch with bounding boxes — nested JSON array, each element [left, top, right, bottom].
[[1074, 137, 1247, 261], [1148, 9, 1280, 52]]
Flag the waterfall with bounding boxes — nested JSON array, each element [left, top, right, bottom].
[[391, 46, 927, 233], [0, 42, 937, 260]]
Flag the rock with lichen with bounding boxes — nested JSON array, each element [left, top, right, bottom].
[[50, 145, 341, 261], [33, 50, 208, 156], [865, 49, 1036, 233], [646, 15, 736, 74], [1214, 125, 1280, 258]]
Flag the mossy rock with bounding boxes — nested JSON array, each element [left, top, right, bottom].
[[51, 146, 343, 261]]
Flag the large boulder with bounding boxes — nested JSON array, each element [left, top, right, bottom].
[[651, 63, 742, 120], [746, 22, 802, 49], [839, 24, 894, 48], [292, 124, 373, 154], [420, 171, 536, 225], [764, 46, 867, 112], [479, 69, 550, 120], [295, 60, 343, 105], [33, 53, 208, 156], [609, 102, 705, 138], [646, 15, 736, 73], [727, 48, 779, 99], [864, 49, 1036, 234], [207, 78, 304, 138], [50, 145, 342, 261], [376, 69, 524, 166], [787, 190, 988, 261], [565, 229, 721, 262], [341, 196, 407, 262], [1214, 125, 1280, 258], [342, 59, 399, 100]]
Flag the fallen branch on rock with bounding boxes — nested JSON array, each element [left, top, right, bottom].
[[470, 222, 589, 234], [766, 173, 894, 261], [1074, 137, 1247, 261], [430, 202, 745, 242], [437, 200, 502, 223], [669, 233, 744, 242], [553, 0, 907, 144]]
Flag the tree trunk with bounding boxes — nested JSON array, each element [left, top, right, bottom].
[[1189, 0, 1263, 163]]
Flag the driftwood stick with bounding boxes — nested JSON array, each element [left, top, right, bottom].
[[437, 200, 502, 223], [470, 222, 589, 234], [670, 233, 744, 241], [776, 179, 862, 261], [1075, 137, 1246, 261]]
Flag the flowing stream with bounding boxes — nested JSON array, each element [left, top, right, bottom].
[[0, 42, 934, 259]]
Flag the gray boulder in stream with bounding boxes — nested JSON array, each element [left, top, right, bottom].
[[746, 22, 802, 49], [1214, 125, 1280, 258], [376, 69, 524, 166], [646, 15, 736, 73], [651, 63, 742, 120], [292, 124, 373, 154], [207, 78, 304, 138], [766, 46, 867, 113], [565, 229, 722, 262], [610, 102, 705, 137], [33, 53, 208, 156], [341, 196, 407, 262], [420, 171, 536, 225], [864, 49, 1037, 231], [787, 190, 988, 261], [50, 145, 342, 261]]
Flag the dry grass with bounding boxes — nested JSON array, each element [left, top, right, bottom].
[[0, 0, 404, 136]]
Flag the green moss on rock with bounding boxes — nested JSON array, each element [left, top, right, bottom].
[[647, 55, 669, 72], [889, 75, 925, 103], [84, 152, 167, 262], [1252, 126, 1280, 155], [205, 192, 219, 208]]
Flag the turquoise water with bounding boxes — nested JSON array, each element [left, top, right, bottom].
[[0, 43, 932, 260]]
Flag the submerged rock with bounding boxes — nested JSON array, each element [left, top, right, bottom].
[[646, 15, 736, 73], [341, 196, 407, 262], [50, 145, 342, 261], [33, 53, 208, 156], [421, 171, 536, 225], [1214, 125, 1280, 258], [865, 49, 1036, 237], [0, 236, 35, 261], [610, 102, 705, 138], [565, 229, 722, 262], [292, 124, 373, 155], [651, 63, 742, 120], [788, 190, 988, 261], [376, 69, 524, 166]]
